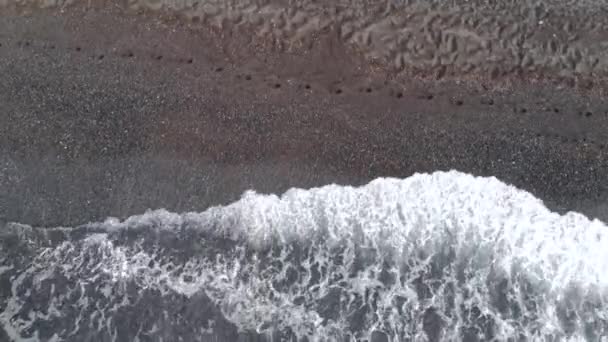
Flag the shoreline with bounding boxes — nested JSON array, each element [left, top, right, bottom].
[[1, 2, 608, 341]]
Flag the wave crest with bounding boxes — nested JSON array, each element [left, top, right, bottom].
[[2, 171, 607, 341]]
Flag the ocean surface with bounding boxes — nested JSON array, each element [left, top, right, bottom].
[[1, 171, 607, 341]]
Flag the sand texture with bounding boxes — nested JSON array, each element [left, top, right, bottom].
[[0, 1, 607, 227], [3, 0, 608, 89]]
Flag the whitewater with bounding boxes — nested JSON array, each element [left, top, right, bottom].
[[1, 170, 607, 341]]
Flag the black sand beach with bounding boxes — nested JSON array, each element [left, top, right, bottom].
[[1, 1, 608, 341], [1, 2, 607, 226]]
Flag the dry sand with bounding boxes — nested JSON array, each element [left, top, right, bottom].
[[9, 0, 608, 86], [0, 0, 607, 225]]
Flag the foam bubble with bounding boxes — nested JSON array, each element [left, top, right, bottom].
[[2, 171, 607, 341]]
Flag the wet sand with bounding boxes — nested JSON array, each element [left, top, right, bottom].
[[0, 1, 607, 227]]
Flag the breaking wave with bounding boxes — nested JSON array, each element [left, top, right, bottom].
[[1, 170, 607, 341]]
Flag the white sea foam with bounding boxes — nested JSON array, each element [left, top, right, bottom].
[[2, 170, 607, 341]]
